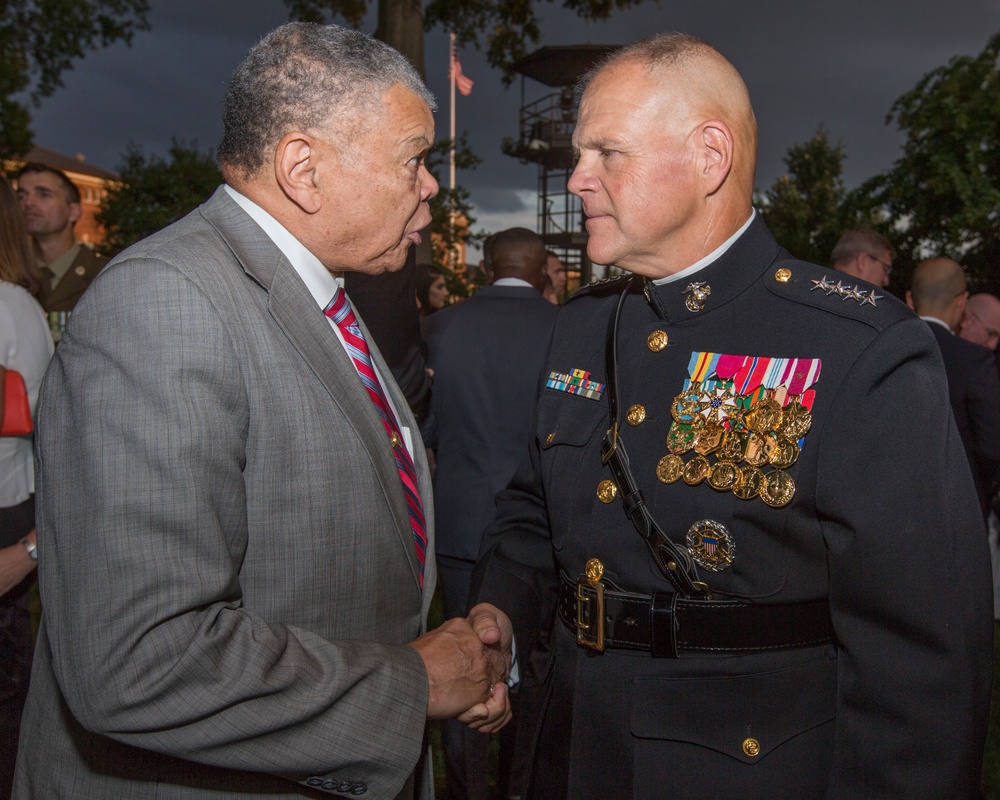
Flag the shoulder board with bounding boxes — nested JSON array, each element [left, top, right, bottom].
[[565, 273, 632, 305], [765, 254, 912, 333]]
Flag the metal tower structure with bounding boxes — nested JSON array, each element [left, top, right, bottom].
[[501, 44, 618, 288]]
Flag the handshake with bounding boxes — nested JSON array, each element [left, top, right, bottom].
[[408, 603, 514, 733]]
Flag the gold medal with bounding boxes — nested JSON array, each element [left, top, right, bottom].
[[667, 423, 696, 455], [656, 454, 683, 484], [686, 519, 734, 571], [760, 470, 795, 507], [693, 422, 725, 455], [778, 399, 813, 440], [716, 429, 745, 462], [768, 437, 800, 469], [671, 390, 700, 423], [682, 455, 711, 485], [733, 465, 764, 500], [596, 479, 618, 504], [708, 460, 739, 491], [746, 394, 782, 434], [743, 432, 770, 467]]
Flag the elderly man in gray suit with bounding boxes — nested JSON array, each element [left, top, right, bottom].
[[15, 22, 512, 800]]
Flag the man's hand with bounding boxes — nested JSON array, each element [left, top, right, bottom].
[[408, 603, 514, 733]]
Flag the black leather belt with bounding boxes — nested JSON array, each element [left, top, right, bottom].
[[558, 572, 833, 658]]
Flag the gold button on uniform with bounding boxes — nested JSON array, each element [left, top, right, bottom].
[[596, 479, 618, 503], [742, 737, 760, 757], [647, 330, 669, 351], [626, 404, 646, 426], [774, 267, 792, 283], [546, 432, 555, 444]]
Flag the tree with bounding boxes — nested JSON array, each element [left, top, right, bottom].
[[851, 31, 1000, 292], [97, 140, 222, 257], [0, 0, 150, 160], [757, 126, 852, 266], [284, 0, 653, 81]]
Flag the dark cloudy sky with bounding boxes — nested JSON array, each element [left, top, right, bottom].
[[26, 0, 1000, 252]]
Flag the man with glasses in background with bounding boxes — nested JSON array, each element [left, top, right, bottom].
[[830, 228, 894, 288]]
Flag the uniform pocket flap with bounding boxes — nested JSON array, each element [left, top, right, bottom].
[[631, 654, 837, 764], [536, 393, 607, 450]]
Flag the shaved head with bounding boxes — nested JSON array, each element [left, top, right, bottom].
[[908, 257, 968, 328], [960, 292, 1000, 351], [584, 34, 758, 194]]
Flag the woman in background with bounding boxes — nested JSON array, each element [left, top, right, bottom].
[[0, 177, 54, 799], [415, 264, 449, 317]]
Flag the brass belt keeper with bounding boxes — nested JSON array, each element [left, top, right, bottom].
[[576, 558, 606, 652]]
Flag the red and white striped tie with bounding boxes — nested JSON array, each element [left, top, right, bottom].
[[325, 288, 427, 586]]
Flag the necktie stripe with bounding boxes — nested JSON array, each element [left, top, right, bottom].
[[324, 288, 427, 587]]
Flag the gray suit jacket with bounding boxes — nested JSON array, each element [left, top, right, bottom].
[[16, 187, 436, 799]]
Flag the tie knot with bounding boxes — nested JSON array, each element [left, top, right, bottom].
[[324, 287, 355, 327]]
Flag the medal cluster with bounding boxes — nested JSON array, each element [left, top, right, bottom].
[[657, 382, 812, 507]]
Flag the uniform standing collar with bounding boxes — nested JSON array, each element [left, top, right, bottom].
[[640, 214, 781, 322]]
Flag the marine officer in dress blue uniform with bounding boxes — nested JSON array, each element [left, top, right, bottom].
[[472, 32, 994, 800]]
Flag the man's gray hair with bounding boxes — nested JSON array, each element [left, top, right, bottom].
[[218, 22, 435, 181], [830, 228, 895, 267]]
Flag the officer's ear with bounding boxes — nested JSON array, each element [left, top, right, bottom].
[[905, 290, 916, 311], [698, 120, 733, 196]]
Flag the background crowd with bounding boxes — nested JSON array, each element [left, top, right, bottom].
[[0, 20, 998, 800]]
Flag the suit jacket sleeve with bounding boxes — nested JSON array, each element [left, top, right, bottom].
[[816, 316, 993, 797], [35, 255, 429, 797]]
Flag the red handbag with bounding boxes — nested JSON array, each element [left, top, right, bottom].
[[1, 370, 33, 436]]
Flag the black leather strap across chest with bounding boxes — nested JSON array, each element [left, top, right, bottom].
[[601, 277, 709, 599]]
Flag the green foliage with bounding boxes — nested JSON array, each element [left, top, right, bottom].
[[851, 32, 1000, 292], [284, 0, 651, 82], [426, 131, 486, 298], [0, 0, 150, 160], [425, 0, 647, 83], [97, 140, 222, 257], [757, 126, 853, 266]]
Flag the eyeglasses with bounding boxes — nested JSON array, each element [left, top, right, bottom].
[[966, 309, 1000, 343], [865, 253, 893, 276]]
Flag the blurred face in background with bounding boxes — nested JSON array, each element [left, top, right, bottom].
[[17, 171, 80, 239], [427, 274, 449, 311], [546, 254, 567, 296]]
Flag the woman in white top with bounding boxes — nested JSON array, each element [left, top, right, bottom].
[[0, 176, 54, 796]]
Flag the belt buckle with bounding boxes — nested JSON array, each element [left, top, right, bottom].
[[576, 558, 606, 652]]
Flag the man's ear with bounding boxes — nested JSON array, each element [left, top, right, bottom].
[[699, 120, 733, 196], [68, 202, 83, 226], [905, 290, 915, 311], [274, 132, 322, 214]]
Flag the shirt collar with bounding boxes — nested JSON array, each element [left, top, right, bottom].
[[492, 277, 535, 288], [225, 185, 341, 308], [920, 315, 953, 333], [653, 211, 756, 285]]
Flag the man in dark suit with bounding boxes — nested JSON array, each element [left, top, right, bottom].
[[473, 33, 993, 799], [15, 163, 108, 326], [15, 23, 512, 800], [906, 258, 1000, 515], [422, 227, 557, 799]]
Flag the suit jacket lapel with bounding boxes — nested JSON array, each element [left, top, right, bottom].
[[198, 188, 424, 591]]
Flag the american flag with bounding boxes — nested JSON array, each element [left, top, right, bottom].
[[450, 43, 474, 97]]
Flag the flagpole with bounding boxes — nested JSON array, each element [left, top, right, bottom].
[[449, 31, 457, 269]]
